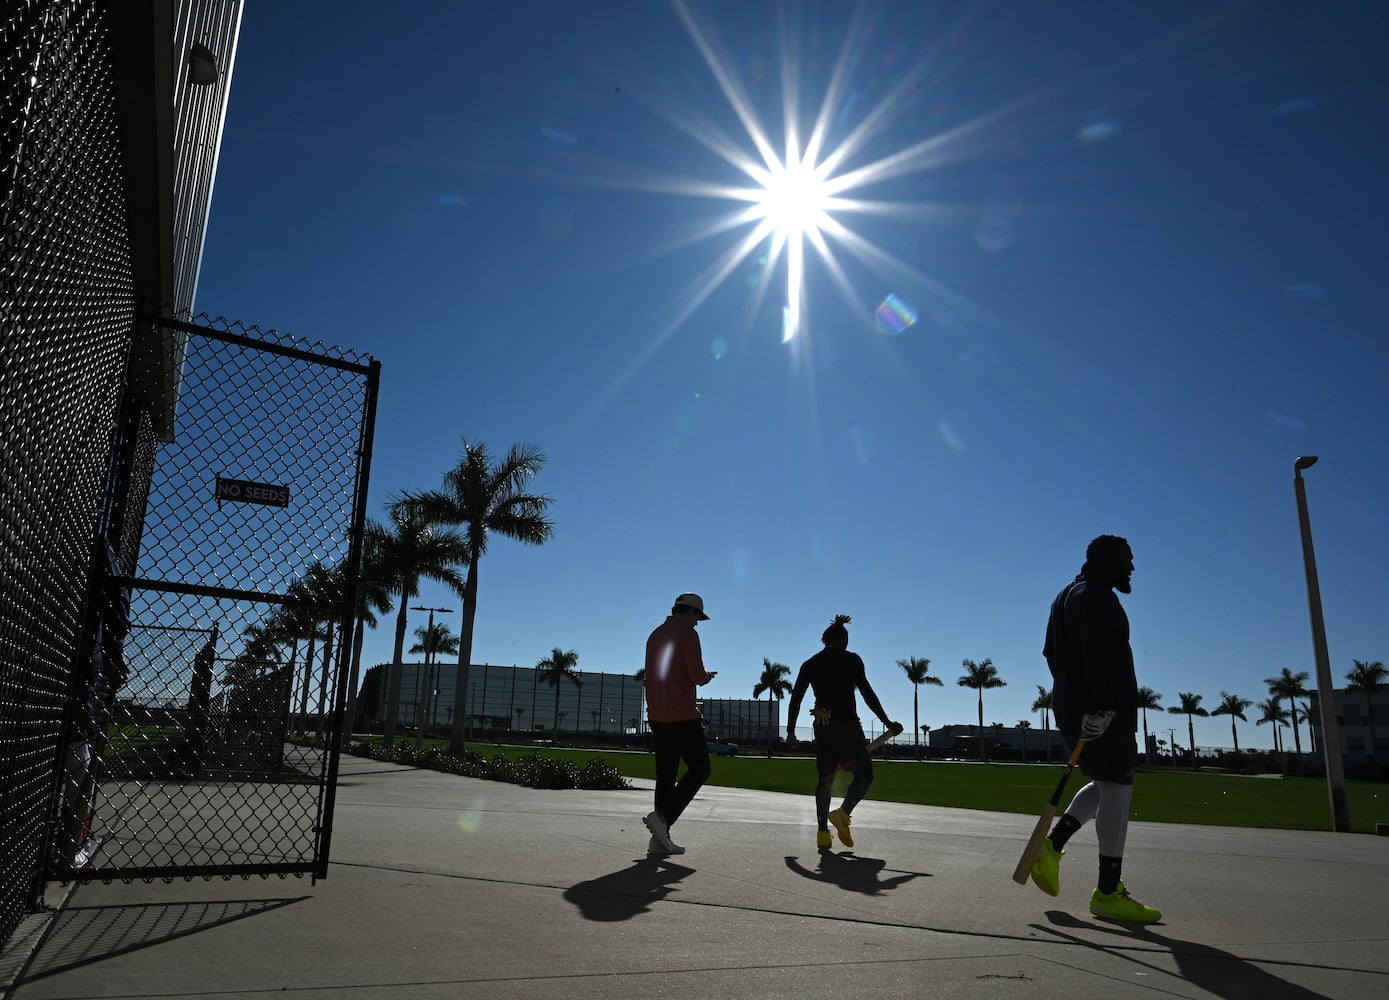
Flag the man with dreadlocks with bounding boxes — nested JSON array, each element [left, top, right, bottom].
[[785, 614, 901, 850], [1032, 534, 1161, 923]]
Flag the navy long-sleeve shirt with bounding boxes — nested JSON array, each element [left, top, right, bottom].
[[1043, 575, 1138, 735], [786, 648, 891, 731]]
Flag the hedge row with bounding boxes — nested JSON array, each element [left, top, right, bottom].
[[347, 741, 631, 791]]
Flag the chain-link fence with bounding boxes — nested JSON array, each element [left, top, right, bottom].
[[50, 316, 379, 884], [1, 0, 137, 950]]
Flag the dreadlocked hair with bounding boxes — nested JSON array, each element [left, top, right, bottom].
[[821, 613, 852, 647]]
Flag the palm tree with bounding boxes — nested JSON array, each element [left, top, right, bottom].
[[514, 706, 525, 733], [752, 658, 792, 756], [409, 619, 460, 740], [1347, 659, 1387, 778], [1137, 687, 1163, 766], [405, 438, 555, 756], [536, 647, 581, 737], [1167, 691, 1209, 768], [1017, 719, 1032, 763], [1264, 667, 1310, 755], [409, 620, 460, 661], [1292, 701, 1314, 751], [957, 658, 1006, 760], [1209, 692, 1253, 753], [1031, 685, 1053, 762], [1255, 697, 1289, 752], [370, 503, 467, 747], [898, 657, 943, 753]]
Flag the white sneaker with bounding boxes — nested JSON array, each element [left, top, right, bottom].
[[73, 836, 99, 869], [647, 835, 685, 855], [643, 811, 681, 853]]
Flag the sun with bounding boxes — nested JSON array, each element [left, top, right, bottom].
[[742, 143, 843, 342], [643, 0, 958, 349], [568, 2, 979, 423], [751, 152, 834, 242]]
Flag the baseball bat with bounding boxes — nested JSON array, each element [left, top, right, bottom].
[[1011, 737, 1087, 885]]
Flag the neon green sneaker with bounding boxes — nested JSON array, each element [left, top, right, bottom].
[[1030, 839, 1063, 897], [816, 830, 832, 849], [1089, 883, 1162, 923], [828, 808, 854, 847]]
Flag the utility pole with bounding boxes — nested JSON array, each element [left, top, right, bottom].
[[1293, 457, 1351, 832], [411, 605, 452, 750]]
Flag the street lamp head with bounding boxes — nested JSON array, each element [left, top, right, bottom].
[[1294, 456, 1318, 471]]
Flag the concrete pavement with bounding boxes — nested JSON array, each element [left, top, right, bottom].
[[5, 753, 1388, 998]]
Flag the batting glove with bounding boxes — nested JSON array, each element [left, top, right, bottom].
[[1080, 710, 1116, 740]]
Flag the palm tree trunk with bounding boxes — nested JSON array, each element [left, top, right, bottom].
[[1187, 715, 1196, 768], [342, 617, 367, 741], [913, 687, 920, 751], [977, 692, 985, 761], [386, 597, 408, 748], [1286, 697, 1303, 754], [298, 633, 318, 738], [1142, 709, 1151, 766], [316, 628, 336, 746], [450, 558, 480, 755], [1230, 717, 1239, 754]]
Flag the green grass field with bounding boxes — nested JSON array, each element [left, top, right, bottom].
[[353, 737, 1389, 834]]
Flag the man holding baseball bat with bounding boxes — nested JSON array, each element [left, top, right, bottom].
[[1032, 535, 1161, 923], [785, 614, 902, 851]]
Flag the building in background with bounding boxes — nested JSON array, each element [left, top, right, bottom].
[[357, 663, 771, 745], [1307, 687, 1389, 779]]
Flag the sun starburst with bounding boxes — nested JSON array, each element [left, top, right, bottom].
[[568, 2, 1007, 425], [654, 0, 958, 348]]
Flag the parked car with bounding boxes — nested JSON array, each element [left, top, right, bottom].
[[706, 738, 740, 756]]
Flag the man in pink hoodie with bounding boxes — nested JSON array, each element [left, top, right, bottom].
[[642, 593, 717, 855]]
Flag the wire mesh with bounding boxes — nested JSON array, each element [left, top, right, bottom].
[[1, 0, 135, 948]]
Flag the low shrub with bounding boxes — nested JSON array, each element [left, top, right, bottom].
[[346, 740, 630, 791]]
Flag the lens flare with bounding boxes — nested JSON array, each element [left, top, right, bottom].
[[874, 294, 918, 335], [455, 794, 488, 835]]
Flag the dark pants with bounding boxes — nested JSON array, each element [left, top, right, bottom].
[[649, 719, 711, 827], [1057, 714, 1137, 785], [815, 720, 873, 820]]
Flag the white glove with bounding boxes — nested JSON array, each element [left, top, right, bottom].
[[1080, 710, 1116, 740]]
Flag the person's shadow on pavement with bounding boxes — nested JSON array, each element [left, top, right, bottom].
[[1038, 909, 1342, 999], [783, 851, 929, 896], [563, 857, 695, 921]]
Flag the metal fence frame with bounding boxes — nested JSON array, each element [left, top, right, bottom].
[[40, 314, 380, 886]]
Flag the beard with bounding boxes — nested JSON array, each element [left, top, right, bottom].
[[1115, 577, 1132, 594]]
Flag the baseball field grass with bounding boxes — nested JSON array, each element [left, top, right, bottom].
[[449, 741, 1389, 834]]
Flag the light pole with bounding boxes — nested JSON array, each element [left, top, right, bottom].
[[411, 605, 453, 749], [1292, 456, 1351, 832]]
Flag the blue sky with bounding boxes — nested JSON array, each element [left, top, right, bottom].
[[196, 1, 1388, 750]]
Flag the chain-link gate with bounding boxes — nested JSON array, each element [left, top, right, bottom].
[[49, 314, 379, 883]]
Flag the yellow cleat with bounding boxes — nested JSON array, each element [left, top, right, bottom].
[[1090, 883, 1162, 923], [828, 808, 854, 848]]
